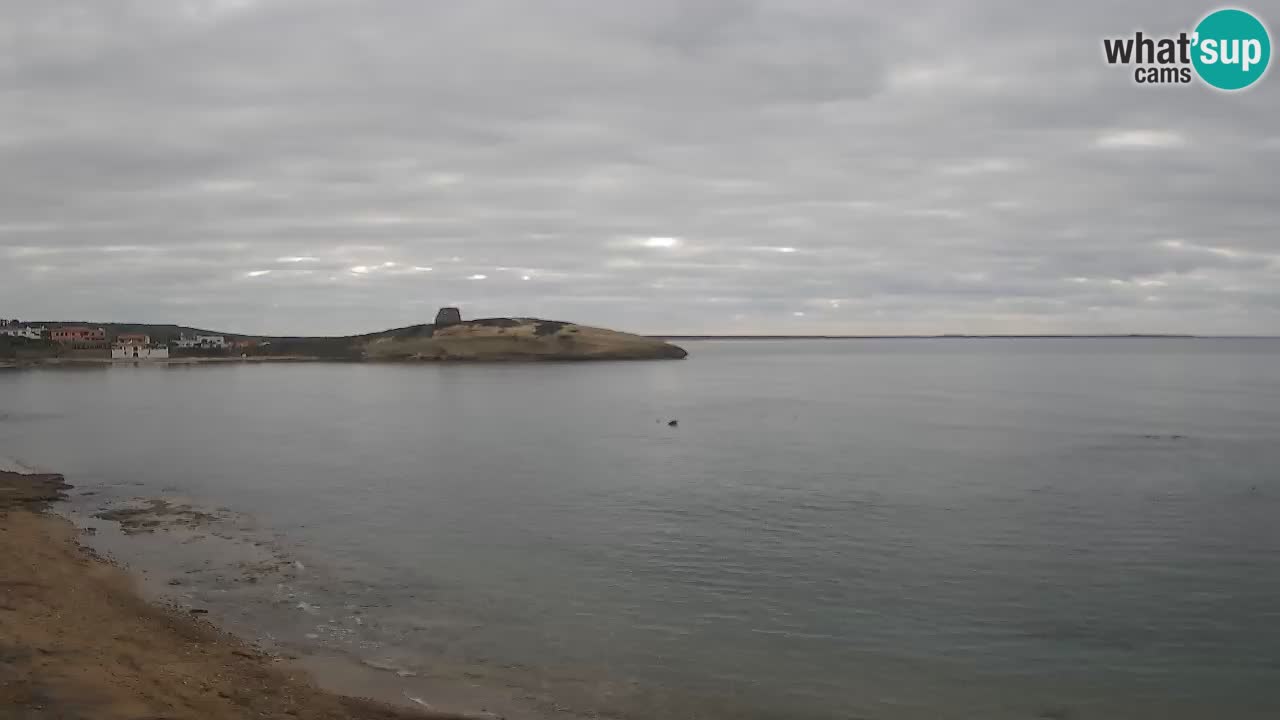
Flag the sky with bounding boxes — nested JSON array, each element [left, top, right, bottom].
[[1, 0, 1278, 336]]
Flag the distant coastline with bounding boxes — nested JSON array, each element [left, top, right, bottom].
[[652, 334, 1279, 340], [1, 309, 688, 365]]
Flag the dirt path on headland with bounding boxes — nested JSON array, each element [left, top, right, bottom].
[[0, 470, 475, 720]]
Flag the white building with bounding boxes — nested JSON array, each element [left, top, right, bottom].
[[174, 334, 226, 349], [0, 325, 48, 340], [112, 333, 169, 360], [112, 344, 170, 360]]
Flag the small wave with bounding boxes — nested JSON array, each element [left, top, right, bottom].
[[402, 692, 432, 709]]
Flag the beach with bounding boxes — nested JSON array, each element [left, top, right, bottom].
[[0, 468, 477, 720]]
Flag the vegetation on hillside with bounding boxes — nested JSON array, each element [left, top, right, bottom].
[[0, 336, 60, 360], [363, 318, 686, 361]]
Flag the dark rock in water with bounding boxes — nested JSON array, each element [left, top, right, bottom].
[[668, 419, 678, 427], [434, 307, 462, 327]]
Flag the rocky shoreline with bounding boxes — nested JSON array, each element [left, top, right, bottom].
[[0, 468, 484, 720]]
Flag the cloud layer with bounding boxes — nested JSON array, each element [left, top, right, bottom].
[[2, 0, 1278, 334]]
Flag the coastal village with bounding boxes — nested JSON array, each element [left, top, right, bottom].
[[0, 319, 263, 361]]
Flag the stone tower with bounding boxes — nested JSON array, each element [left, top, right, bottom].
[[434, 306, 462, 327]]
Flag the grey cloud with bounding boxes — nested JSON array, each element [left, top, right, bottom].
[[1, 0, 1277, 335]]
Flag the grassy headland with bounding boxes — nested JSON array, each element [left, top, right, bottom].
[[361, 318, 687, 361], [2, 316, 688, 363]]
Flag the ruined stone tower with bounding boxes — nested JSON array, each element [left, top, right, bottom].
[[434, 306, 462, 327]]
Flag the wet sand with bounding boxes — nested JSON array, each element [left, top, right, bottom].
[[0, 469, 479, 720]]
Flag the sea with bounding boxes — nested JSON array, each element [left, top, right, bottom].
[[2, 338, 1279, 719]]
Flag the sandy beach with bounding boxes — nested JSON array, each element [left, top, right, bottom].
[[0, 468, 476, 720]]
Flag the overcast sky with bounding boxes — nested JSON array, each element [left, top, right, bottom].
[[2, 0, 1277, 335]]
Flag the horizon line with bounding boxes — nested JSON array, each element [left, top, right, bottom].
[[652, 333, 1280, 340]]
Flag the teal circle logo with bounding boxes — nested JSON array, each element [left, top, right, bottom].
[[1192, 8, 1271, 90]]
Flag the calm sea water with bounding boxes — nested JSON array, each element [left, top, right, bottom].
[[3, 339, 1280, 719]]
